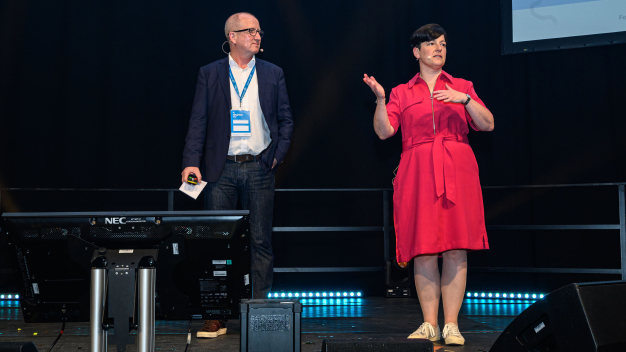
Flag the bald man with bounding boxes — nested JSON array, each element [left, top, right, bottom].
[[181, 12, 293, 338]]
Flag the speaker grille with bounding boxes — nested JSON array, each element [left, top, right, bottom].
[[250, 314, 291, 332]]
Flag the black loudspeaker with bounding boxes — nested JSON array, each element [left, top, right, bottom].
[[322, 338, 432, 351], [240, 299, 301, 352], [0, 342, 39, 352], [491, 281, 626, 352]]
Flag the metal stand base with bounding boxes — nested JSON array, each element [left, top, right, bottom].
[[90, 251, 157, 352]]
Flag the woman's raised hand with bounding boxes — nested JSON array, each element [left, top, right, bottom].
[[363, 74, 385, 100]]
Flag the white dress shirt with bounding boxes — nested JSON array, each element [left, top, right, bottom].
[[227, 54, 271, 156]]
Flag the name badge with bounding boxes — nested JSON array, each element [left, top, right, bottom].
[[231, 109, 251, 137]]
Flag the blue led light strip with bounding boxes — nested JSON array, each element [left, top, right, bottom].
[[465, 291, 545, 299], [0, 293, 20, 300], [267, 291, 362, 298]]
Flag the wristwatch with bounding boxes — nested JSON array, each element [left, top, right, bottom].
[[463, 93, 471, 106]]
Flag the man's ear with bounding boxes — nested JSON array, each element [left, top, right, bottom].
[[413, 46, 420, 60], [229, 32, 236, 45]]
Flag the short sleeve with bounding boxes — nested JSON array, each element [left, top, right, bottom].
[[465, 81, 490, 131], [386, 87, 401, 136]]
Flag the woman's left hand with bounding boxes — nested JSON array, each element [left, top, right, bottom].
[[433, 84, 467, 103]]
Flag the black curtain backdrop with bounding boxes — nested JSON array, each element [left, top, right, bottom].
[[1, 1, 625, 294]]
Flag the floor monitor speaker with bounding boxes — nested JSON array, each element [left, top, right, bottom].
[[322, 338, 433, 351], [0, 342, 38, 352], [491, 281, 626, 352]]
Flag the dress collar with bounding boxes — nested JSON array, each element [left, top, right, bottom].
[[408, 70, 453, 89]]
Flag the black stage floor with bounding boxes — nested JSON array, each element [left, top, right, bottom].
[[0, 297, 532, 351]]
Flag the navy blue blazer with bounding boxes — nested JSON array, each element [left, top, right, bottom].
[[182, 57, 293, 183]]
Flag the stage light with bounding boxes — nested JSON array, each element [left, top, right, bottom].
[[463, 292, 544, 300], [266, 290, 364, 299], [0, 295, 4, 299], [15, 294, 19, 299], [8, 295, 12, 299]]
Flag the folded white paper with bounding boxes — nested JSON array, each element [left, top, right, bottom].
[[179, 181, 207, 200]]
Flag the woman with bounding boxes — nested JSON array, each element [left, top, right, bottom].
[[363, 24, 493, 346]]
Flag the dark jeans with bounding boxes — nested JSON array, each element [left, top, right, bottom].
[[204, 160, 275, 299]]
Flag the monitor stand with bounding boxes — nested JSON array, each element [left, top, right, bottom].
[[89, 248, 158, 352]]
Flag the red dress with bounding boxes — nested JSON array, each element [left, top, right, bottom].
[[387, 71, 489, 262]]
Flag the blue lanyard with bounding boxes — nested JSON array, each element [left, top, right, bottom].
[[229, 65, 256, 108]]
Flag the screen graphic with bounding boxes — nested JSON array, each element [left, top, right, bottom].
[[512, 0, 626, 43]]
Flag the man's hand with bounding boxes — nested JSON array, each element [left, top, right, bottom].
[[433, 84, 467, 103], [271, 158, 277, 169], [181, 167, 202, 184]]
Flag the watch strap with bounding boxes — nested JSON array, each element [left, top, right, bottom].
[[463, 93, 472, 106]]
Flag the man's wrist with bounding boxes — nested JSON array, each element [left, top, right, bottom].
[[376, 97, 386, 104]]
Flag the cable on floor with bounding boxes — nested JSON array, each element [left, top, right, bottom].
[[47, 310, 67, 352], [184, 319, 192, 352]]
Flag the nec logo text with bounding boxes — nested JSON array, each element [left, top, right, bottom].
[[105, 217, 126, 224]]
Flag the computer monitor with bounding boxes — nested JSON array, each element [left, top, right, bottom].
[[1, 210, 251, 322]]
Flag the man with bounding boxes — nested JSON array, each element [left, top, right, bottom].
[[181, 12, 293, 338]]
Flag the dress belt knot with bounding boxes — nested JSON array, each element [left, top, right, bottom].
[[402, 134, 467, 204]]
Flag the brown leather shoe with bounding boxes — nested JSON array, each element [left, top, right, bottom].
[[197, 320, 227, 338]]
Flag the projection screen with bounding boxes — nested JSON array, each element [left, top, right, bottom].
[[502, 0, 626, 54]]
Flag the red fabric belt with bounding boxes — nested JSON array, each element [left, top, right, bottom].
[[401, 134, 469, 205]]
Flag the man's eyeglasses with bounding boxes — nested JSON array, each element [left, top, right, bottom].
[[233, 28, 264, 37]]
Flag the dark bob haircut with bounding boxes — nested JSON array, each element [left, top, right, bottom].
[[410, 24, 447, 49]]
